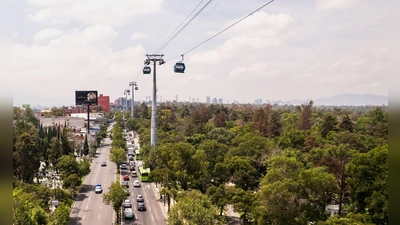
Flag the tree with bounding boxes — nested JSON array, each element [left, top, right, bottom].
[[298, 100, 313, 130], [346, 144, 388, 224], [320, 112, 338, 138], [13, 188, 49, 225], [167, 190, 224, 225], [258, 155, 338, 224], [102, 182, 126, 224], [109, 147, 126, 172], [206, 184, 236, 216], [317, 213, 374, 225], [50, 202, 70, 225], [225, 156, 259, 191], [14, 131, 41, 183], [231, 188, 257, 223]]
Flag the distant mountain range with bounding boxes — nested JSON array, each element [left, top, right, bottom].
[[288, 94, 388, 106]]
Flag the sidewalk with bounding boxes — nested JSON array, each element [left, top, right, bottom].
[[150, 183, 173, 219]]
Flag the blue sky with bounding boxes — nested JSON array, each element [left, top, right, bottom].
[[12, 0, 387, 107]]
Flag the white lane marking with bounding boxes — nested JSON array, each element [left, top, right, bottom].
[[100, 205, 102, 209], [83, 215, 85, 220], [86, 205, 88, 210], [151, 214, 154, 221], [98, 214, 100, 219]]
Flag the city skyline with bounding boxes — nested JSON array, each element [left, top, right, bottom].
[[13, 0, 387, 107]]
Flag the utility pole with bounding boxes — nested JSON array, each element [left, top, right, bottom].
[[124, 89, 130, 111], [144, 54, 165, 146], [129, 82, 137, 119]]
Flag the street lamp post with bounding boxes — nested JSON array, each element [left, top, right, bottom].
[[124, 89, 130, 111], [129, 82, 137, 119]]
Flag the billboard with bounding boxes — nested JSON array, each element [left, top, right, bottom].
[[75, 91, 98, 105], [22, 104, 30, 108]]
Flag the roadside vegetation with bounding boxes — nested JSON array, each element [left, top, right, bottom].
[[132, 101, 388, 225], [12, 106, 109, 225], [13, 102, 388, 225]]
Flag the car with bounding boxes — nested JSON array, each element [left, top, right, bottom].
[[123, 199, 132, 208], [136, 194, 144, 202], [129, 166, 135, 171], [101, 161, 107, 167], [123, 174, 130, 181], [133, 180, 140, 187], [124, 208, 134, 219], [128, 156, 134, 161], [95, 184, 102, 193], [137, 202, 146, 211], [122, 181, 129, 188], [120, 163, 127, 170], [131, 171, 138, 177]]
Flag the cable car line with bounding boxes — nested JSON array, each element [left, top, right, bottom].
[[154, 0, 205, 53], [149, 0, 189, 53], [155, 0, 214, 54], [168, 0, 275, 61]]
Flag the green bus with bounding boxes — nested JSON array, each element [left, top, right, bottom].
[[139, 167, 150, 182], [135, 150, 141, 160]]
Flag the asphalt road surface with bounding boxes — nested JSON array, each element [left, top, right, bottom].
[[68, 125, 115, 225]]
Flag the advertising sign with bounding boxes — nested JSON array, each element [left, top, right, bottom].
[[75, 91, 98, 105], [22, 104, 30, 108]]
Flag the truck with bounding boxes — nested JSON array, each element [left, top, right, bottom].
[[127, 148, 134, 156], [124, 208, 134, 219]]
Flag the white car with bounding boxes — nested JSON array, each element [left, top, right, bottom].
[[136, 194, 144, 202], [133, 180, 141, 187], [95, 184, 102, 193], [123, 199, 132, 208]]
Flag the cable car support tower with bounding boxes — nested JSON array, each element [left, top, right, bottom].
[[144, 54, 165, 146]]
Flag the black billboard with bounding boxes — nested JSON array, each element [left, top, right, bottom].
[[75, 90, 98, 105]]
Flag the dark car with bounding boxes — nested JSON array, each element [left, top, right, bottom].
[[129, 166, 135, 171], [137, 202, 146, 211], [120, 163, 127, 170], [101, 161, 107, 167], [122, 181, 129, 188]]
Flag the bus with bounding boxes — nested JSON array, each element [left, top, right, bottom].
[[139, 167, 150, 182], [135, 150, 141, 160]]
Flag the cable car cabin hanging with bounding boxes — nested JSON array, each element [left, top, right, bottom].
[[143, 66, 151, 74], [135, 86, 138, 90], [174, 62, 185, 73]]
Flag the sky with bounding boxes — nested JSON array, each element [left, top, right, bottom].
[[12, 0, 387, 107]]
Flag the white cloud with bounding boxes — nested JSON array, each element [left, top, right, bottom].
[[33, 28, 63, 42], [130, 32, 147, 41], [228, 63, 279, 80], [316, 0, 359, 10], [13, 25, 146, 105], [27, 0, 164, 26], [13, 33, 19, 38]]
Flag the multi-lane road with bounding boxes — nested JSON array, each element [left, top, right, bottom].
[[69, 124, 167, 225], [68, 126, 116, 225]]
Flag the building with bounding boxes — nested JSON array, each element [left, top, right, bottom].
[[218, 98, 223, 104], [254, 99, 263, 105], [98, 94, 110, 113], [212, 98, 217, 104], [206, 96, 210, 104]]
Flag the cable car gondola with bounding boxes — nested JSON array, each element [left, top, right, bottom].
[[174, 55, 186, 73], [143, 66, 151, 74]]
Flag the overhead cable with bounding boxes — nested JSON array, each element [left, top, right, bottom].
[[177, 0, 275, 58], [155, 0, 213, 54]]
